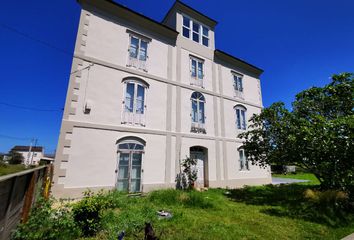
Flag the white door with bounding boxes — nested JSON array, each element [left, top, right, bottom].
[[190, 151, 204, 187]]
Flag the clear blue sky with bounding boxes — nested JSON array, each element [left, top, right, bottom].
[[0, 0, 353, 153]]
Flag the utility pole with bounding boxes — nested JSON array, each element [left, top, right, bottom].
[[30, 139, 38, 165], [27, 139, 34, 165]]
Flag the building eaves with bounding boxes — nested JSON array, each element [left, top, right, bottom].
[[12, 146, 43, 152], [162, 0, 218, 28], [78, 0, 179, 38], [214, 49, 264, 77]]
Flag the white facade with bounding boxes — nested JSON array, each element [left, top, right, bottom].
[[52, 0, 271, 198]]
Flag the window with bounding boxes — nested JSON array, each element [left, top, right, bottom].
[[239, 149, 249, 171], [233, 73, 244, 99], [190, 56, 204, 87], [127, 34, 149, 71], [122, 78, 149, 126], [182, 15, 209, 47], [117, 137, 145, 192], [235, 105, 247, 130], [191, 92, 206, 133]]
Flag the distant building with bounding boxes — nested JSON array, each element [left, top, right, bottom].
[[11, 146, 44, 165]]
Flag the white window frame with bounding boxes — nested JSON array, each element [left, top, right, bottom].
[[127, 32, 151, 71], [238, 149, 249, 171], [122, 79, 148, 127], [182, 15, 209, 47], [232, 72, 244, 99], [235, 105, 247, 131], [189, 56, 204, 88], [191, 92, 206, 133]]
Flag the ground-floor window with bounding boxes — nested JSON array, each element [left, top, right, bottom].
[[238, 148, 249, 171], [117, 137, 144, 192]]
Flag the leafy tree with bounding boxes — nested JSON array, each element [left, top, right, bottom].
[[240, 73, 354, 197], [8, 150, 25, 165]]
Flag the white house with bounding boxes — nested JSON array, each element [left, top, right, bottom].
[[52, 0, 271, 198], [11, 146, 44, 165]]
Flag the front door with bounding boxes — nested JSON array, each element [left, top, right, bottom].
[[117, 151, 142, 192], [190, 150, 205, 187]]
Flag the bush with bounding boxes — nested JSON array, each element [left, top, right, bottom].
[[302, 189, 353, 226], [12, 198, 80, 240], [72, 190, 115, 236]]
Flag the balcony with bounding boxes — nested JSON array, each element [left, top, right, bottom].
[[190, 77, 204, 88], [191, 122, 206, 134], [122, 111, 146, 127], [234, 90, 244, 99], [127, 56, 147, 72]]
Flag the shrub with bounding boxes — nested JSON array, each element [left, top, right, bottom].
[[72, 190, 118, 236], [12, 198, 80, 240]]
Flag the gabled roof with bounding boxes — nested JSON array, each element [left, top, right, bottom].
[[12, 146, 43, 152], [214, 49, 264, 77], [162, 0, 218, 29]]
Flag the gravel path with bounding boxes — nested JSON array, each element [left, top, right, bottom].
[[272, 177, 309, 184]]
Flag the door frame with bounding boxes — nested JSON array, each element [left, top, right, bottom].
[[116, 149, 144, 192], [189, 146, 209, 188]]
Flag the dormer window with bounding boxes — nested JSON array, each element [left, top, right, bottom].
[[182, 15, 209, 47]]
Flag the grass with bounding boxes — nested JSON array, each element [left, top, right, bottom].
[[272, 172, 321, 185], [82, 186, 354, 240], [0, 164, 27, 176]]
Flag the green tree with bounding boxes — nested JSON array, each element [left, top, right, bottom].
[[240, 73, 354, 197], [8, 150, 25, 165]]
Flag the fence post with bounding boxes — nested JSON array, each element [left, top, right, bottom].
[[21, 171, 38, 224], [0, 176, 19, 240]]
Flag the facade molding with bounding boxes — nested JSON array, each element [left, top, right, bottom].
[[73, 53, 264, 109]]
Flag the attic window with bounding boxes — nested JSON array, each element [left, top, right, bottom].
[[182, 15, 209, 47]]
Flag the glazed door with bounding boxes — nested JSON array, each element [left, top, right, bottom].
[[117, 152, 142, 192]]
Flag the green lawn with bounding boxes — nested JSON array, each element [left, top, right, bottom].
[[0, 164, 27, 176], [83, 186, 354, 240], [272, 172, 321, 185]]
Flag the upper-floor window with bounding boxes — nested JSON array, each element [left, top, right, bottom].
[[182, 16, 209, 47], [190, 56, 204, 88], [127, 33, 150, 71], [235, 105, 247, 130], [233, 72, 244, 99], [122, 77, 149, 126], [238, 149, 249, 171], [191, 92, 206, 134]]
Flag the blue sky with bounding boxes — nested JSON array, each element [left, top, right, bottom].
[[0, 0, 353, 153]]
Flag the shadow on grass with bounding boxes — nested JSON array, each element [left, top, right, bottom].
[[226, 184, 353, 227]]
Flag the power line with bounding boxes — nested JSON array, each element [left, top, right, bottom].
[[0, 22, 73, 57], [0, 102, 63, 112]]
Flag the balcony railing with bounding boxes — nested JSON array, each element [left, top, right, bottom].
[[122, 111, 146, 127], [190, 77, 204, 88], [234, 90, 244, 99], [191, 122, 206, 134], [127, 56, 147, 71]]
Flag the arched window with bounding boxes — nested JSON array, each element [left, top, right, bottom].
[[116, 137, 145, 192], [191, 92, 206, 133], [122, 77, 149, 126], [234, 105, 247, 130]]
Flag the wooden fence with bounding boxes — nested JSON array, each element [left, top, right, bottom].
[[0, 165, 53, 240]]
